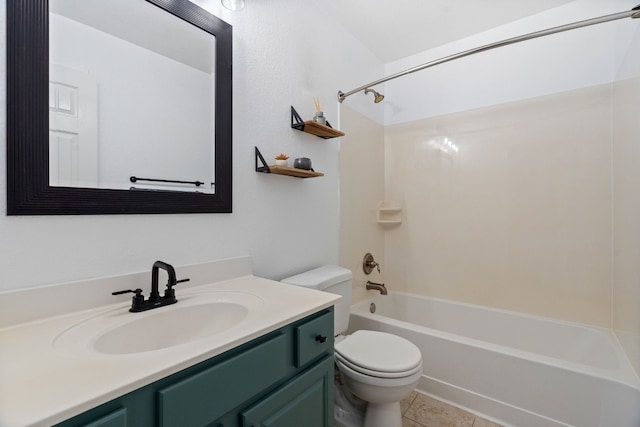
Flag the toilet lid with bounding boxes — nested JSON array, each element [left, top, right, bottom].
[[335, 330, 422, 374]]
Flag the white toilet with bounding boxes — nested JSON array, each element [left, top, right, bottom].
[[282, 266, 422, 427]]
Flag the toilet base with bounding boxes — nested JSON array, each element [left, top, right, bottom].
[[335, 355, 421, 427], [364, 401, 402, 427], [334, 371, 366, 427]]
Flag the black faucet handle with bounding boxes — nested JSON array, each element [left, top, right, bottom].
[[164, 278, 189, 301], [112, 288, 143, 296], [112, 288, 146, 311], [167, 278, 190, 289]]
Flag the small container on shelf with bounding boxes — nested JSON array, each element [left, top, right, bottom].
[[313, 98, 326, 125], [293, 157, 312, 170], [313, 111, 326, 126]]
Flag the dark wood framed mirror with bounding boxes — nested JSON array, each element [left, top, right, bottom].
[[7, 0, 232, 214]]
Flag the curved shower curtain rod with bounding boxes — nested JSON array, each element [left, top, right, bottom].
[[338, 5, 640, 103]]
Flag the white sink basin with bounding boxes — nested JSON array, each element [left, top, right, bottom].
[[53, 291, 264, 355]]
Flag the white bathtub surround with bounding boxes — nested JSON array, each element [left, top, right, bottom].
[[348, 292, 640, 427], [0, 257, 339, 427], [339, 106, 386, 305], [612, 26, 640, 376], [384, 84, 614, 328]]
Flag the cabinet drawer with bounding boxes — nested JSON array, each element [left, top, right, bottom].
[[158, 333, 287, 427], [295, 310, 333, 368]]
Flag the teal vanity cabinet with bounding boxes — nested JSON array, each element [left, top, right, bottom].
[[54, 308, 334, 427]]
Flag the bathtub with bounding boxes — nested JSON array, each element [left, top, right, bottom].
[[348, 292, 640, 427]]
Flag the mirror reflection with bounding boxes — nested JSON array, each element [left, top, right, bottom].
[[49, 0, 216, 193]]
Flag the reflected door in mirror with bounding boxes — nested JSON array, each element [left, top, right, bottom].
[[49, 64, 99, 188]]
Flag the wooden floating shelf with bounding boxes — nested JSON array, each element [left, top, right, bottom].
[[255, 147, 324, 178], [263, 165, 324, 178], [295, 120, 345, 139], [291, 106, 345, 139]]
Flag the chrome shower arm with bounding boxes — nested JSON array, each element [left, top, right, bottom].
[[338, 5, 640, 103]]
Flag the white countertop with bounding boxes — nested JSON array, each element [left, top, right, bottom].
[[0, 275, 339, 427]]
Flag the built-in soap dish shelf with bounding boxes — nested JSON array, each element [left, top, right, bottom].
[[377, 202, 402, 227]]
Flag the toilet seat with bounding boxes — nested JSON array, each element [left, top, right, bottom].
[[335, 330, 422, 378], [335, 357, 423, 389], [335, 352, 422, 379]]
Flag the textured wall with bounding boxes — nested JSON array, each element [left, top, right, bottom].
[[0, 0, 383, 291]]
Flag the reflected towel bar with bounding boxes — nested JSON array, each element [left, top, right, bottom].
[[129, 176, 205, 187]]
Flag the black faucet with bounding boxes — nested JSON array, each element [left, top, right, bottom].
[[113, 261, 190, 312]]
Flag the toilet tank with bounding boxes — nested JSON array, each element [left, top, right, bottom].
[[281, 266, 352, 336]]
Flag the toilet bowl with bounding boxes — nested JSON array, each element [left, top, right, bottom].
[[334, 330, 422, 427], [281, 266, 423, 427]]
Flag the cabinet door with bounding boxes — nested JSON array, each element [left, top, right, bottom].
[[158, 334, 287, 427], [241, 355, 333, 427]]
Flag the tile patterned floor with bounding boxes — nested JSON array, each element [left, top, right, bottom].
[[400, 391, 503, 427]]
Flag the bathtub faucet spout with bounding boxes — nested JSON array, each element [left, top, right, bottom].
[[366, 281, 388, 295]]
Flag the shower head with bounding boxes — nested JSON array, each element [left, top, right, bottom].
[[364, 88, 384, 103]]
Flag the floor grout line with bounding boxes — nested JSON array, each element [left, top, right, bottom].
[[400, 389, 503, 427]]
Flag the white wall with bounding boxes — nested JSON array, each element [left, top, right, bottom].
[[0, 0, 383, 292], [382, 0, 639, 126]]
